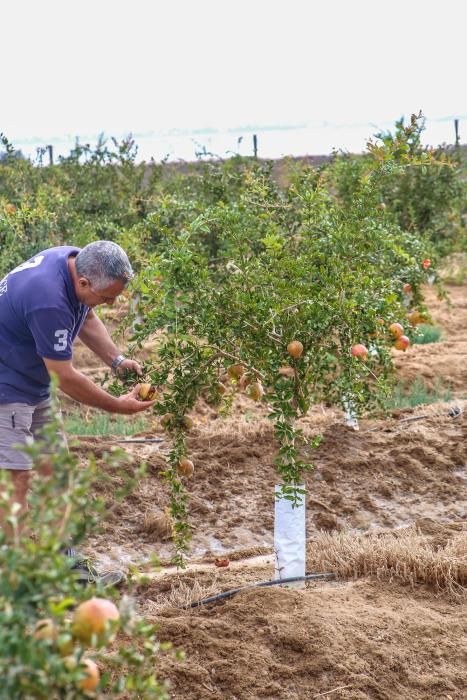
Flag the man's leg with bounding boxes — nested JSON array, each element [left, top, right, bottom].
[[9, 469, 31, 509], [1, 470, 31, 534], [31, 399, 125, 588], [0, 402, 35, 534], [31, 398, 68, 467], [0, 399, 69, 533]]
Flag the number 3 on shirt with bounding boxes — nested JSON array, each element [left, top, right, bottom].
[[54, 329, 68, 351]]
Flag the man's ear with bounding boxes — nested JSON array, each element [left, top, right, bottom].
[[78, 277, 89, 289]]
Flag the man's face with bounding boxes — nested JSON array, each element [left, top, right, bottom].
[[76, 277, 126, 307]]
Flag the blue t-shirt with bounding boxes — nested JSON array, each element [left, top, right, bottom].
[[0, 246, 89, 404]]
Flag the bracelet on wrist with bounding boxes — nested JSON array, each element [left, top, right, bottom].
[[111, 354, 126, 375]]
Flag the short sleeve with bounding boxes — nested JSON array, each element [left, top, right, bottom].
[[26, 308, 74, 360]]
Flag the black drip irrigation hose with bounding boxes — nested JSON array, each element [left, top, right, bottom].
[[184, 572, 336, 609], [113, 437, 165, 443]]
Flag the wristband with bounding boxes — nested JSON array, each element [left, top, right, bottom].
[[111, 354, 126, 375]]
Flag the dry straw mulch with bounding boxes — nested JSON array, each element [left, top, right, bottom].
[[308, 520, 466, 598]]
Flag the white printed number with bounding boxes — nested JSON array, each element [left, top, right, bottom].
[[10, 255, 45, 275], [0, 255, 45, 298], [53, 329, 68, 352]]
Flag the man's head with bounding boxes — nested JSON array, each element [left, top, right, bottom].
[[73, 241, 133, 307]]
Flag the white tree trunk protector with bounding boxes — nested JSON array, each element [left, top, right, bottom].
[[342, 395, 359, 431], [274, 485, 306, 588]]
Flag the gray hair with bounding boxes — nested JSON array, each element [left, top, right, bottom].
[[75, 240, 134, 290]]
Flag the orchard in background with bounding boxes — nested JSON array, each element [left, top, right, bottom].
[[1, 114, 463, 566]]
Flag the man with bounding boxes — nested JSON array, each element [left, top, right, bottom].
[[0, 240, 155, 585]]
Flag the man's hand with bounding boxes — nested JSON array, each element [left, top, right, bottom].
[[114, 385, 155, 414], [117, 359, 143, 376]]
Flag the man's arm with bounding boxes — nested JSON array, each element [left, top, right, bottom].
[[78, 310, 142, 375], [43, 358, 154, 414], [78, 310, 120, 366]]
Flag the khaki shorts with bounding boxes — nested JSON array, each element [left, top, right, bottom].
[[0, 399, 67, 471]]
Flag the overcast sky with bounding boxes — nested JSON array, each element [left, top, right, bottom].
[[1, 0, 465, 155]]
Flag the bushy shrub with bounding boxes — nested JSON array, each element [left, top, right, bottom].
[[0, 387, 170, 699]]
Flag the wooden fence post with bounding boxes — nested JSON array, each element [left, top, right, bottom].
[[454, 119, 460, 147]]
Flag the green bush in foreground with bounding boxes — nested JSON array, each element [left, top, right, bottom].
[[0, 387, 170, 699]]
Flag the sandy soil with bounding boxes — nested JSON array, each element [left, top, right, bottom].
[[69, 283, 467, 699], [150, 579, 466, 700]]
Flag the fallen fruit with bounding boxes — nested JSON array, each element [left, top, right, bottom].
[[71, 598, 120, 646], [287, 340, 303, 359], [177, 457, 194, 478], [216, 382, 227, 395], [351, 344, 368, 360], [402, 283, 412, 294], [422, 259, 431, 269], [227, 364, 245, 380], [214, 558, 230, 567], [394, 335, 410, 351], [389, 322, 404, 339], [138, 383, 157, 400], [33, 618, 58, 643], [5, 203, 17, 215], [248, 381, 264, 401]]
